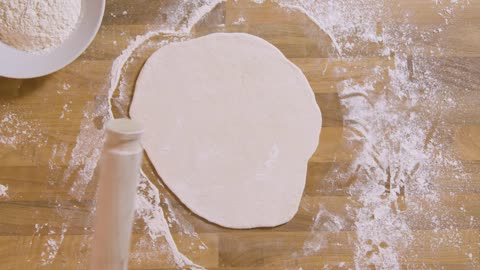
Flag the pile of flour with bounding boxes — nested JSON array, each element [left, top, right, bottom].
[[0, 0, 82, 52]]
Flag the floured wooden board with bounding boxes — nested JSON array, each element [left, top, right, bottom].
[[0, 0, 479, 269]]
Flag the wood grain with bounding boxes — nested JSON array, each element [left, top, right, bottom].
[[0, 0, 479, 269]]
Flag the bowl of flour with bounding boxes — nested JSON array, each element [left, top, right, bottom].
[[0, 0, 105, 79]]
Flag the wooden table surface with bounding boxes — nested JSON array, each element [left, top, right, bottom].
[[0, 0, 479, 269]]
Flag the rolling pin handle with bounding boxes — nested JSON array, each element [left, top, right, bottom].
[[90, 118, 144, 270]]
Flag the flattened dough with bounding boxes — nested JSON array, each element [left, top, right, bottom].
[[130, 33, 322, 229]]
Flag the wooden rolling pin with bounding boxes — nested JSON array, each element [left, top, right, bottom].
[[90, 118, 144, 270]]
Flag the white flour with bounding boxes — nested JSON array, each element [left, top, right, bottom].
[[0, 184, 8, 198], [0, 110, 46, 147], [0, 0, 81, 52], [286, 1, 476, 269]]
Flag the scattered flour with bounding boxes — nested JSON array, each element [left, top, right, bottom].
[[0, 0, 82, 52], [0, 110, 46, 147], [284, 0, 474, 269], [0, 184, 8, 198], [62, 102, 105, 201], [303, 206, 345, 255], [59, 101, 72, 120], [34, 224, 67, 266], [134, 174, 204, 269], [232, 16, 246, 25]]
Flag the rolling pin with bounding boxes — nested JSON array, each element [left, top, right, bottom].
[[90, 118, 144, 270]]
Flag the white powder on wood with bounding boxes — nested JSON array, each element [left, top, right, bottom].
[[0, 184, 8, 198], [0, 0, 82, 52]]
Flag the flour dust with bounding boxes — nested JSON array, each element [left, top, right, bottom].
[[0, 184, 8, 198], [288, 0, 477, 269]]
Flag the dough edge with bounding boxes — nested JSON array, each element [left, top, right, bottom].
[[130, 32, 322, 229]]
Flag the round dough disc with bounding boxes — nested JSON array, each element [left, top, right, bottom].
[[130, 33, 322, 229]]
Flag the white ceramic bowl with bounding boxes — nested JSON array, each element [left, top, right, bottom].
[[0, 0, 105, 79]]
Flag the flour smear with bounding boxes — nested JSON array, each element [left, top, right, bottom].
[[0, 184, 8, 198], [0, 0, 478, 269]]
